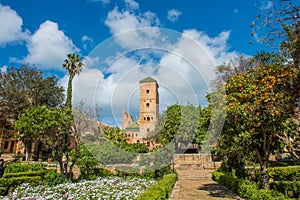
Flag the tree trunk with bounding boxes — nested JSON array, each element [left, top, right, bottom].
[[68, 125, 80, 181], [66, 77, 73, 109], [258, 127, 270, 189], [260, 157, 269, 189], [55, 153, 64, 174], [25, 144, 30, 161]]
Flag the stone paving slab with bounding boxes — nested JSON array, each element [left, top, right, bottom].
[[170, 170, 242, 200]]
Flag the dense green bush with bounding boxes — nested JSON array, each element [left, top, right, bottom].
[[212, 171, 289, 200], [77, 155, 99, 179], [0, 176, 42, 195], [271, 180, 300, 198], [43, 170, 65, 186], [268, 166, 300, 182], [0, 162, 65, 195], [72, 145, 114, 180], [119, 143, 149, 153], [246, 165, 300, 183], [137, 173, 177, 200], [3, 170, 46, 178], [5, 162, 45, 173], [85, 142, 136, 164], [115, 165, 173, 178], [94, 167, 113, 177]]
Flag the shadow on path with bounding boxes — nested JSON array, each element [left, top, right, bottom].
[[197, 183, 239, 199]]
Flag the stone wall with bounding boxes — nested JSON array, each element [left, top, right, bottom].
[[173, 154, 221, 170]]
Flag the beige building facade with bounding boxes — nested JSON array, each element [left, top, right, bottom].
[[122, 77, 159, 147]]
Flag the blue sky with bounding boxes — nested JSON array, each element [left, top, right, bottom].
[[0, 0, 272, 126]]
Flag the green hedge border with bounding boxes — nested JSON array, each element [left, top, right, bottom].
[[212, 171, 289, 200], [137, 173, 177, 200]]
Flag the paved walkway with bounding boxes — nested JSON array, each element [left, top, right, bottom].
[[170, 170, 242, 200]]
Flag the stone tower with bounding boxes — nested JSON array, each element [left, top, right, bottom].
[[139, 77, 159, 136]]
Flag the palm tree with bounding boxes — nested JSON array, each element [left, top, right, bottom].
[[63, 53, 84, 109]]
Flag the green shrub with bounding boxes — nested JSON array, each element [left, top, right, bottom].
[[0, 176, 42, 196], [115, 166, 140, 177], [85, 142, 135, 165], [137, 173, 177, 200], [94, 167, 113, 177], [77, 155, 98, 179], [5, 162, 45, 173], [4, 170, 46, 178], [271, 180, 300, 198], [119, 143, 149, 153], [115, 165, 173, 178], [246, 166, 300, 183], [212, 171, 289, 200], [268, 166, 300, 181], [43, 171, 65, 186]]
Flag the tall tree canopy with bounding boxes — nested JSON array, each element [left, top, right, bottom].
[[221, 61, 298, 189], [63, 53, 84, 109], [0, 66, 64, 130]]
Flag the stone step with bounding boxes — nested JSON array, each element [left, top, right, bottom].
[[178, 176, 211, 180]]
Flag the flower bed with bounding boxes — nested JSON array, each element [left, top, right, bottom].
[[2, 176, 156, 200]]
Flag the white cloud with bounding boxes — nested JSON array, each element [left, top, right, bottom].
[[23, 20, 79, 70], [125, 0, 139, 10], [105, 7, 160, 34], [0, 4, 29, 47], [82, 35, 94, 50], [1, 65, 7, 74], [90, 0, 110, 5], [167, 9, 182, 22], [105, 7, 161, 49], [260, 1, 273, 10]]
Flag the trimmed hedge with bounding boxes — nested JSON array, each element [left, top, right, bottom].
[[212, 171, 289, 200], [246, 166, 300, 182], [115, 165, 173, 179], [268, 166, 300, 181], [3, 170, 46, 179], [0, 176, 42, 195], [5, 162, 45, 173], [137, 173, 177, 200]]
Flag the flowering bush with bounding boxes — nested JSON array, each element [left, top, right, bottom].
[[2, 176, 156, 200]]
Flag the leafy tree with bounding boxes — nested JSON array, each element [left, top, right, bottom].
[[63, 53, 84, 109], [223, 61, 298, 189], [103, 126, 127, 145], [152, 104, 208, 150], [14, 106, 72, 173], [0, 65, 64, 127]]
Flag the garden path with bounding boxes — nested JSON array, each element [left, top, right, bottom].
[[169, 169, 242, 200]]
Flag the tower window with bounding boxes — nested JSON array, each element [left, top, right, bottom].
[[147, 117, 150, 121], [146, 103, 150, 108], [147, 128, 150, 132], [146, 89, 150, 94]]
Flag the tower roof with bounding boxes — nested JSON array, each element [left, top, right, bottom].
[[139, 77, 157, 83]]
